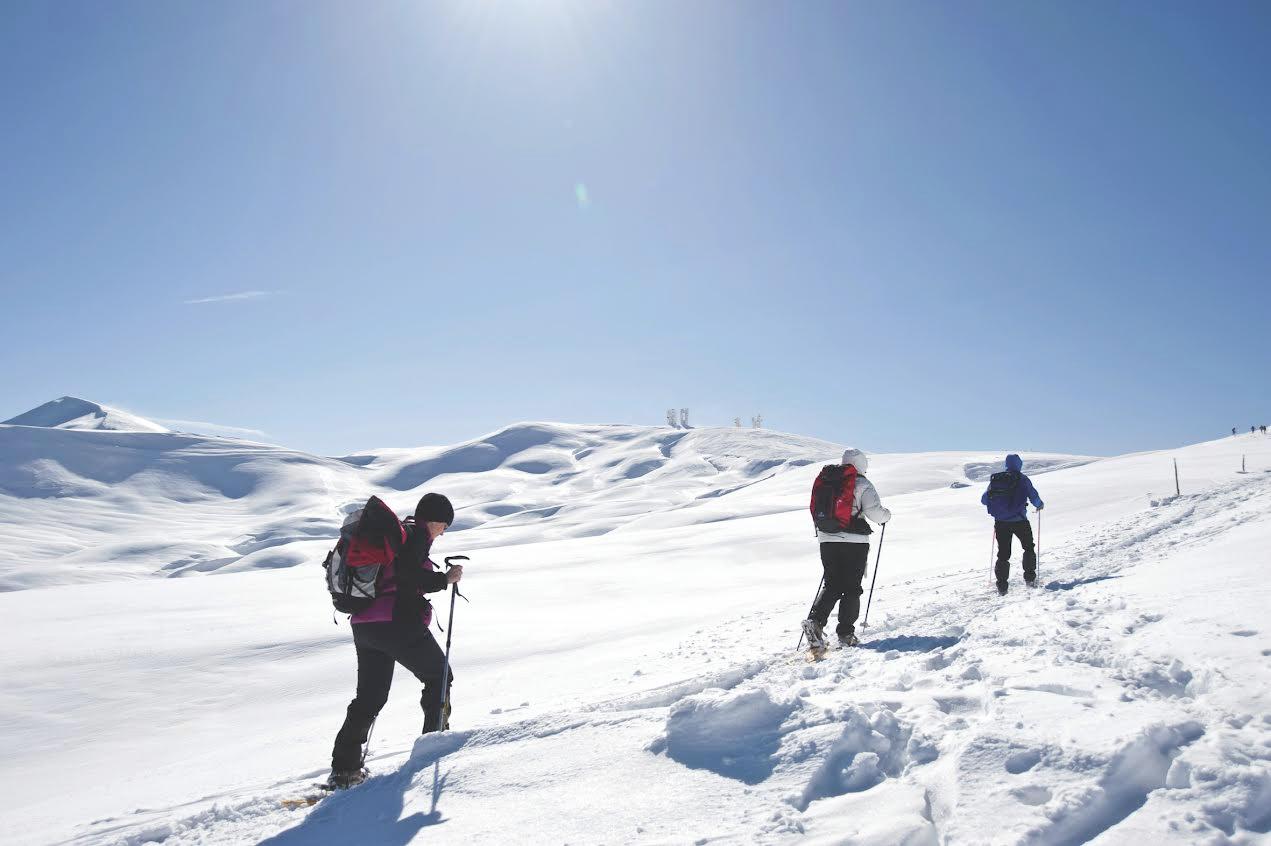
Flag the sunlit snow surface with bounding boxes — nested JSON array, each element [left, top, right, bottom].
[[1, 407, 1268, 845]]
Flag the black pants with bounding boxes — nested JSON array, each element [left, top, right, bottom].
[[995, 520, 1037, 585], [809, 542, 870, 636], [330, 621, 453, 771]]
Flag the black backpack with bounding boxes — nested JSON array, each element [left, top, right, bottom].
[[985, 470, 1024, 520]]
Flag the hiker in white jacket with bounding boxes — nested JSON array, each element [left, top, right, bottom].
[[803, 448, 891, 649]]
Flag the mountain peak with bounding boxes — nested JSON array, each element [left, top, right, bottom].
[[2, 396, 169, 433]]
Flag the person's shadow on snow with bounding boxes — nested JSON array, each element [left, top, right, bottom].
[[258, 733, 467, 846]]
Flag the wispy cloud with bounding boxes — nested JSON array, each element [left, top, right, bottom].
[[184, 290, 277, 305], [154, 419, 271, 441]]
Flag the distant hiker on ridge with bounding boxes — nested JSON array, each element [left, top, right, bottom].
[[982, 454, 1044, 595], [803, 448, 891, 651], [329, 493, 462, 789]]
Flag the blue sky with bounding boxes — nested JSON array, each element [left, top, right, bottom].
[[2, 0, 1268, 457]]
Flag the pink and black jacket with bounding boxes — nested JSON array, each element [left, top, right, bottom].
[[351, 520, 449, 626]]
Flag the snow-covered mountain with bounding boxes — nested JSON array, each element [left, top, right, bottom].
[[2, 395, 170, 433], [2, 398, 1268, 846]]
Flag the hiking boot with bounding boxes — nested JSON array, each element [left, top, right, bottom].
[[327, 767, 368, 790], [801, 618, 826, 650], [996, 583, 1008, 596], [1024, 577, 1037, 588], [422, 714, 450, 734], [422, 697, 452, 734], [838, 632, 859, 647]]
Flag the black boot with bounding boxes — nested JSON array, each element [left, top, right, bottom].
[[327, 767, 368, 789], [422, 694, 452, 734]]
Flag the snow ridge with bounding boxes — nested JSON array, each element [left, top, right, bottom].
[[0, 408, 1089, 589]]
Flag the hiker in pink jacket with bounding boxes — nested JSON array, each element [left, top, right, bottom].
[[329, 493, 462, 788]]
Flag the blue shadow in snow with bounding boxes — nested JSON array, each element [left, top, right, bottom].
[[258, 733, 468, 846], [651, 691, 796, 786], [860, 635, 960, 653], [1044, 575, 1121, 592]]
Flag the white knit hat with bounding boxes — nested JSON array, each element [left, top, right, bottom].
[[841, 448, 868, 473]]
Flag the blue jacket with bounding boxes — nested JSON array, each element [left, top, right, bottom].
[[981, 454, 1044, 522]]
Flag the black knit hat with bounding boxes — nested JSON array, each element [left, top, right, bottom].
[[415, 493, 454, 526]]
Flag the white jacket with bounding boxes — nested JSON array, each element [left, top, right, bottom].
[[816, 449, 892, 544]]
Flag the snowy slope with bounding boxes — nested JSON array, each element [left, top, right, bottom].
[[1, 404, 1268, 845]]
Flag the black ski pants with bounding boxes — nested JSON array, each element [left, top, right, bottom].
[[809, 542, 870, 636], [995, 519, 1037, 585], [331, 620, 453, 771]]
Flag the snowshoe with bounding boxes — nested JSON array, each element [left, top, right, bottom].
[[284, 767, 367, 808], [838, 632, 859, 647], [326, 767, 368, 790], [801, 618, 826, 651]]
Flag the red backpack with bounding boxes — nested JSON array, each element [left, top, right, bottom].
[[323, 496, 406, 614], [809, 464, 871, 534]]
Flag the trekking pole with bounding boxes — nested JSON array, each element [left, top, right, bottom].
[[796, 575, 826, 651], [360, 717, 377, 769], [436, 555, 469, 733], [861, 523, 887, 628], [989, 529, 996, 585], [1037, 509, 1042, 572]]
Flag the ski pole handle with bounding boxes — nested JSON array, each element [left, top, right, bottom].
[[443, 555, 470, 599]]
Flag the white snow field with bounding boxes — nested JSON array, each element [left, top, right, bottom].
[[1, 399, 1268, 845]]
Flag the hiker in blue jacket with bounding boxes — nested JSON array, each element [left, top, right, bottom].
[[981, 454, 1044, 595]]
